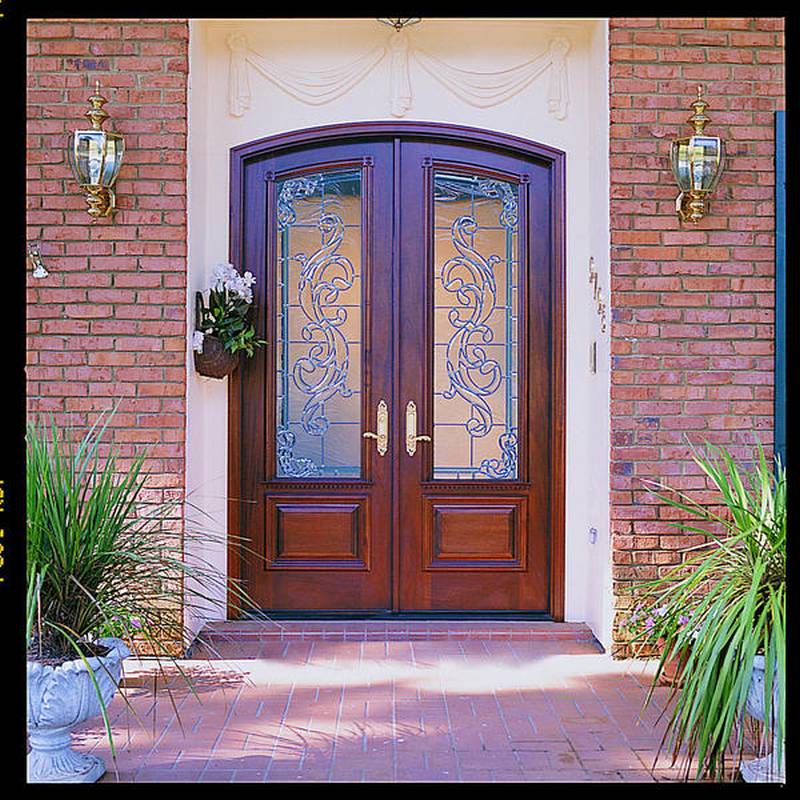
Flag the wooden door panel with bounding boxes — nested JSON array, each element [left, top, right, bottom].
[[424, 497, 527, 569], [397, 139, 555, 612], [236, 139, 394, 611], [267, 495, 368, 570]]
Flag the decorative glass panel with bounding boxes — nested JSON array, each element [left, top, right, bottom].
[[432, 172, 520, 480], [275, 168, 363, 478]]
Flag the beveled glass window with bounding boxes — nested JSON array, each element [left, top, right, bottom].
[[274, 168, 363, 478], [432, 172, 520, 480]]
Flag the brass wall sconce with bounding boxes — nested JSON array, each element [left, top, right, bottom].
[[68, 82, 124, 219], [670, 86, 725, 224]]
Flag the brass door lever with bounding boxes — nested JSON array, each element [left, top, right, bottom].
[[405, 400, 431, 456], [363, 399, 389, 456]]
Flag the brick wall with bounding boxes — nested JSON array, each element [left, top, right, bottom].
[[608, 17, 784, 650], [24, 17, 785, 646], [26, 19, 189, 512]]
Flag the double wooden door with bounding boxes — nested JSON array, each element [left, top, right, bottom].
[[231, 125, 563, 614]]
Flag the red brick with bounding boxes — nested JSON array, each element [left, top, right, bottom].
[[27, 17, 188, 567], [27, 22, 74, 38], [113, 274, 163, 288], [680, 31, 730, 46], [72, 23, 122, 39], [609, 15, 782, 650]]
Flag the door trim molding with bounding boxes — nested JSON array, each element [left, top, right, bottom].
[[228, 120, 566, 620], [230, 120, 566, 164]]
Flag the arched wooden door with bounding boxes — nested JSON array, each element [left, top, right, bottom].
[[229, 122, 565, 616]]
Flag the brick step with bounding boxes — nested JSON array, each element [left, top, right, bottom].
[[193, 619, 597, 644]]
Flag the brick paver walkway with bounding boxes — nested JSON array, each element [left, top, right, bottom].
[[72, 622, 711, 782]]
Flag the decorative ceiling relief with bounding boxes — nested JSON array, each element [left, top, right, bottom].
[[388, 30, 413, 117], [226, 28, 571, 120], [226, 32, 385, 115], [415, 36, 570, 117]]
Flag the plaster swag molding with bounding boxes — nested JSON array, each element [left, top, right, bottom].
[[226, 29, 571, 120]]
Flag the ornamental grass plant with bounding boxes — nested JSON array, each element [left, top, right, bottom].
[[625, 440, 785, 781], [26, 409, 263, 759]]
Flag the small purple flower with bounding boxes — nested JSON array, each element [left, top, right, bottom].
[[644, 617, 655, 632], [678, 615, 690, 626], [654, 605, 668, 618], [130, 617, 142, 629]]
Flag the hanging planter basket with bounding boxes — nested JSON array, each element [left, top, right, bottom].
[[193, 291, 239, 379], [194, 334, 239, 379]]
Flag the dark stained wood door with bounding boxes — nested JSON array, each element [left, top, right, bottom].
[[231, 124, 563, 615], [235, 140, 395, 610], [396, 139, 554, 611]]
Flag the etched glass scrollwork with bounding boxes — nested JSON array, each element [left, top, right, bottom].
[[275, 168, 363, 478], [432, 172, 520, 480]]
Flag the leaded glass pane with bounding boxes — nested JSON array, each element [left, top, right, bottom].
[[275, 168, 362, 478], [432, 172, 520, 480]]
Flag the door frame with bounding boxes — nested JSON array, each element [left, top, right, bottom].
[[227, 120, 566, 619]]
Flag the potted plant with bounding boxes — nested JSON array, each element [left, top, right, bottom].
[[626, 441, 785, 782], [26, 411, 258, 782], [618, 602, 695, 687], [193, 262, 265, 378]]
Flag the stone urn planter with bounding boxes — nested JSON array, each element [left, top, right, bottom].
[[740, 654, 785, 783], [27, 637, 130, 783]]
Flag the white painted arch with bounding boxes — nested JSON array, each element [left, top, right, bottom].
[[185, 17, 612, 648]]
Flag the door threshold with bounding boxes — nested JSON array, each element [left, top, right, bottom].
[[190, 618, 599, 655], [243, 610, 555, 621]]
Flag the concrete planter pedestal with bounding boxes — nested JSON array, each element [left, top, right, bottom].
[[27, 637, 130, 783], [740, 654, 785, 783]]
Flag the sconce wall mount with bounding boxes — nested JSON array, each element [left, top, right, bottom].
[[68, 82, 125, 220], [376, 17, 421, 31], [670, 86, 725, 225], [28, 242, 49, 279]]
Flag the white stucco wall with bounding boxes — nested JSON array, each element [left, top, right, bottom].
[[185, 18, 612, 647]]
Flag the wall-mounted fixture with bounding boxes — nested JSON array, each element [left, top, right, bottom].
[[67, 81, 125, 220], [377, 17, 421, 32], [28, 242, 49, 279], [588, 256, 607, 333], [670, 86, 725, 225], [588, 257, 605, 375]]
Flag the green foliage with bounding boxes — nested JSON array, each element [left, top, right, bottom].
[[26, 410, 258, 658], [25, 408, 267, 772], [626, 440, 785, 781], [197, 285, 265, 358]]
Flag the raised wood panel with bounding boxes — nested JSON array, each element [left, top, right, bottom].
[[267, 497, 368, 570], [423, 498, 527, 571], [435, 506, 515, 557], [277, 504, 359, 557]]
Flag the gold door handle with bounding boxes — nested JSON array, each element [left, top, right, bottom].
[[363, 399, 389, 456], [405, 400, 432, 456]]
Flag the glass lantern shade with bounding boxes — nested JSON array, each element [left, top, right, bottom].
[[670, 134, 724, 194], [68, 129, 124, 189]]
